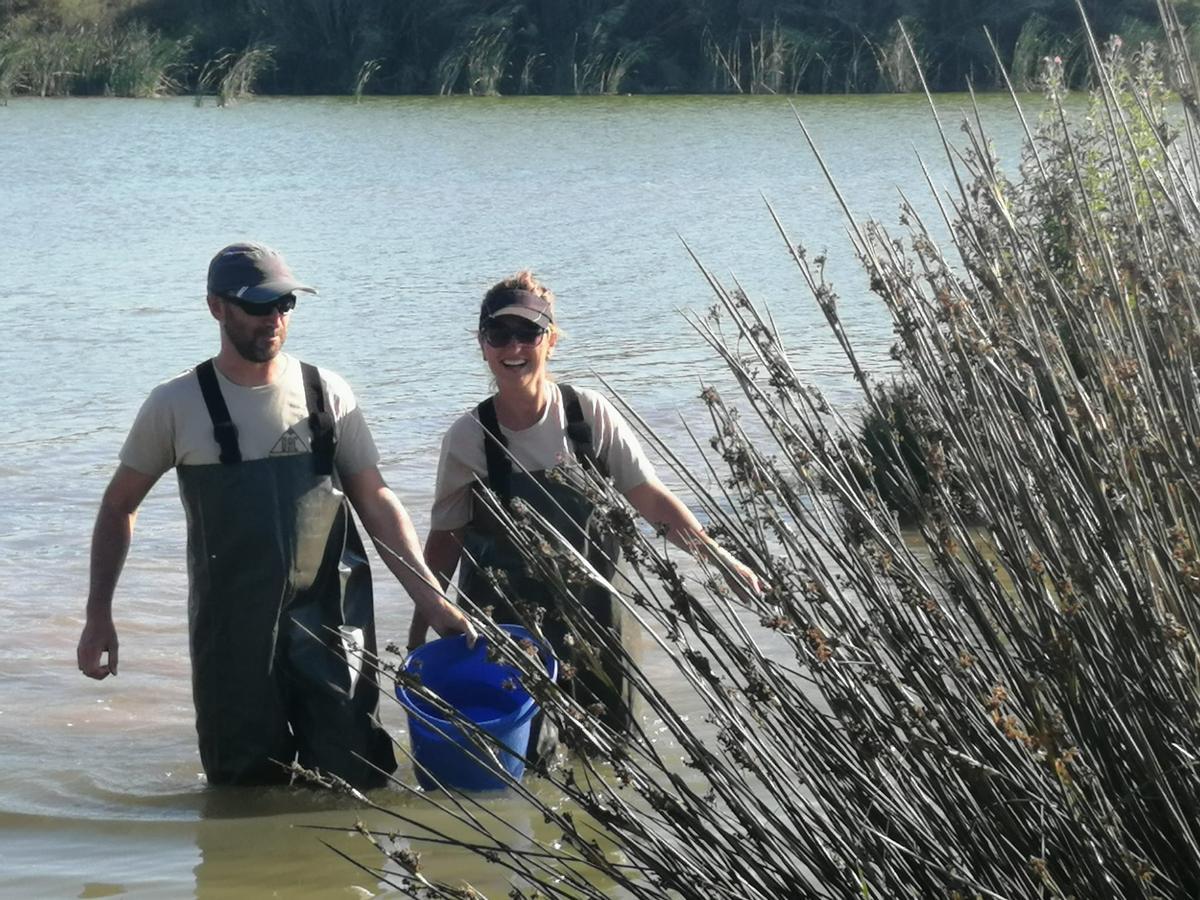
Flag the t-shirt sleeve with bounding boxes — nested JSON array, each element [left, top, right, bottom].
[[583, 389, 656, 493], [335, 406, 380, 476], [324, 370, 381, 477], [430, 415, 481, 532], [119, 384, 178, 478]]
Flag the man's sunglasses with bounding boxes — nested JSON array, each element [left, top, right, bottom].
[[223, 294, 297, 317], [481, 320, 548, 348]]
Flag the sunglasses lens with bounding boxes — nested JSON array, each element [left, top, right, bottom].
[[229, 295, 296, 316], [484, 323, 544, 347]]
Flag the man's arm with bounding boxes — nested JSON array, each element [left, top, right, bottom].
[[425, 528, 465, 591], [77, 464, 160, 679], [341, 466, 475, 641], [407, 528, 465, 649], [624, 479, 765, 596]]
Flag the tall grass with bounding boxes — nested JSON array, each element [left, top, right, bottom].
[[352, 57, 381, 102], [571, 24, 647, 95], [101, 23, 186, 96], [206, 44, 274, 107], [304, 2, 1200, 897], [1, 3, 1187, 96], [872, 20, 924, 92], [705, 21, 823, 94], [436, 13, 515, 97], [0, 23, 184, 97], [0, 33, 26, 101], [1011, 13, 1062, 90]]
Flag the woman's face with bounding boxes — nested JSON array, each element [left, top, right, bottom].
[[479, 315, 557, 394]]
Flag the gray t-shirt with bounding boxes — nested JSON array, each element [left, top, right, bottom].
[[430, 383, 655, 531], [120, 354, 379, 479]]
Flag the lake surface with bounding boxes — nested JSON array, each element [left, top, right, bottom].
[[0, 92, 1032, 896]]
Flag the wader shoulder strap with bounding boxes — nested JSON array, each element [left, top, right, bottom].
[[476, 396, 512, 502], [559, 384, 610, 479], [195, 359, 241, 465], [300, 361, 336, 476]]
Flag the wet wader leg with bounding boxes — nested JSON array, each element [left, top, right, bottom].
[[184, 459, 298, 786], [195, 664, 296, 786], [287, 677, 394, 789], [285, 512, 396, 789]]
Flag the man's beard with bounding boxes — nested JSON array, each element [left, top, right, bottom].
[[224, 318, 285, 363]]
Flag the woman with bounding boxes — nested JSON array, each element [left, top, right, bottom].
[[409, 271, 762, 728]]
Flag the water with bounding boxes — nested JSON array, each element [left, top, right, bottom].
[[0, 92, 1031, 896]]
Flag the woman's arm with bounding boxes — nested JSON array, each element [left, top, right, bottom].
[[624, 479, 765, 595]]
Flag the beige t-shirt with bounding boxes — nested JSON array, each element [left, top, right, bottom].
[[430, 383, 655, 531], [119, 354, 379, 479]]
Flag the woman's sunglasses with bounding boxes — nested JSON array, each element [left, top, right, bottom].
[[482, 320, 547, 348], [223, 294, 297, 317]]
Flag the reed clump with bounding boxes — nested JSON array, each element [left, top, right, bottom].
[[192, 43, 273, 107], [704, 20, 822, 94], [1, 2, 1192, 96], [0, 21, 183, 96], [435, 11, 515, 97], [310, 4, 1200, 897], [351, 57, 381, 102]]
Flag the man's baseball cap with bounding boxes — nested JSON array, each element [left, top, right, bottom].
[[207, 241, 317, 303], [478, 289, 553, 328]]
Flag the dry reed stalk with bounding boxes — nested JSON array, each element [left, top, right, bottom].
[[308, 4, 1200, 897]]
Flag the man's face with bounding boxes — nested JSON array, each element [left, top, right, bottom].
[[219, 295, 293, 363]]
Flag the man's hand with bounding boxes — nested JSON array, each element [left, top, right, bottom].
[[77, 615, 119, 679], [419, 596, 478, 646]]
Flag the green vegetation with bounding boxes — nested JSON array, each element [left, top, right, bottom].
[[293, 3, 1200, 897], [0, 0, 1193, 97]]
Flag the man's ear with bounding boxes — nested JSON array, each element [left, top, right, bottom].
[[206, 293, 225, 321]]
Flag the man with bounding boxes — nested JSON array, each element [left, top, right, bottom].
[[76, 241, 474, 789]]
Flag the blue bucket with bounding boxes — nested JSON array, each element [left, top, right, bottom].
[[396, 624, 557, 791]]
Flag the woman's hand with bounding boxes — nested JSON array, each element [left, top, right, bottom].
[[707, 541, 767, 599]]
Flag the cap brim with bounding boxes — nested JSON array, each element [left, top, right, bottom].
[[234, 281, 318, 302], [486, 305, 551, 325]]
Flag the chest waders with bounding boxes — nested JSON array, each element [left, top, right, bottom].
[[458, 384, 633, 733], [177, 359, 396, 788]]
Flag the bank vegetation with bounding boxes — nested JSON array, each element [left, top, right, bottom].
[[0, 0, 1191, 98]]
